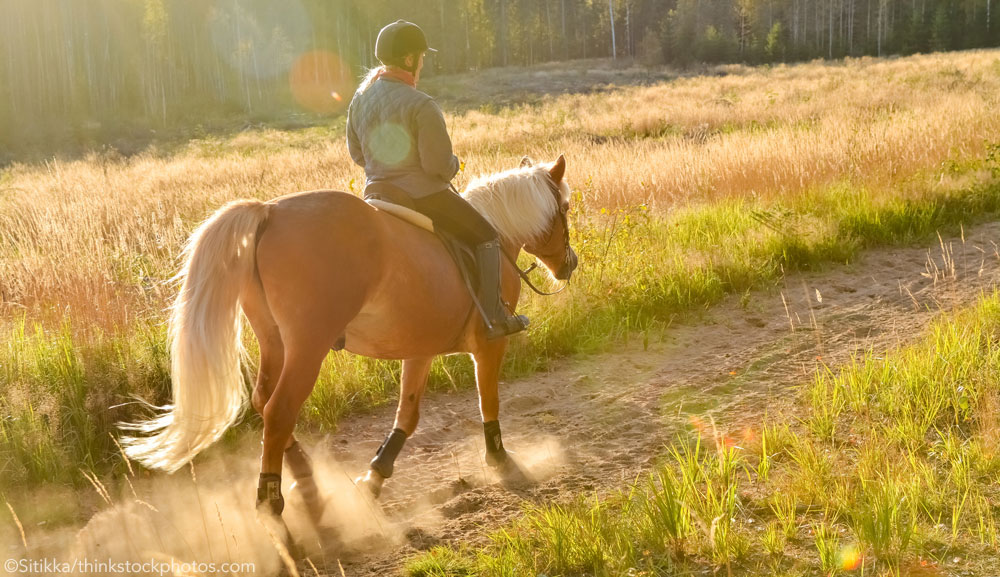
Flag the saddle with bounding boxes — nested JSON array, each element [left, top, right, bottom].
[[364, 182, 482, 305], [363, 182, 434, 233]]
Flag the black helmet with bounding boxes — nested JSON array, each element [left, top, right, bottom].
[[375, 20, 437, 66]]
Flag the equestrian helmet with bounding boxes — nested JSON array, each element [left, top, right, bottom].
[[375, 20, 437, 65]]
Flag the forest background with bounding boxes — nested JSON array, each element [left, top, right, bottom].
[[3, 0, 1000, 159]]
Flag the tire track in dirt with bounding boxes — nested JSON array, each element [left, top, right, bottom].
[[318, 222, 1000, 576]]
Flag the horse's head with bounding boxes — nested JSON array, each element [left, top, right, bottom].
[[521, 155, 578, 281], [464, 155, 579, 281]]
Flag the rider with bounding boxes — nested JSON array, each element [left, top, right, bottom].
[[346, 20, 529, 341]]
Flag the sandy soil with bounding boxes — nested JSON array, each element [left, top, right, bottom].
[[5, 222, 999, 577]]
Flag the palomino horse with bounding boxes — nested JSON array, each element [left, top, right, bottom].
[[122, 155, 576, 519]]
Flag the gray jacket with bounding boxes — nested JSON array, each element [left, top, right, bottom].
[[347, 77, 460, 198]]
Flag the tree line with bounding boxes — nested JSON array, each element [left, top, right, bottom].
[[1, 0, 998, 151]]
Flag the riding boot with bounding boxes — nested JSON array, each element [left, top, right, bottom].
[[475, 240, 530, 340]]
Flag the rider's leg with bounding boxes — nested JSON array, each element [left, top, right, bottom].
[[411, 190, 529, 339], [410, 189, 495, 245], [474, 239, 529, 339]]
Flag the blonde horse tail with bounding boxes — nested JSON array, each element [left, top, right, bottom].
[[122, 199, 271, 472]]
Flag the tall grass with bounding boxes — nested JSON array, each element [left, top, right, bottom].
[[4, 51, 999, 329], [3, 50, 1000, 487], [407, 291, 1000, 575]]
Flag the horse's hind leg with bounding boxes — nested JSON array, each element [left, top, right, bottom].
[[357, 356, 434, 497], [243, 282, 325, 521], [257, 343, 328, 515]]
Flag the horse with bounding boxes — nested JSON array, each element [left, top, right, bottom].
[[120, 155, 577, 520]]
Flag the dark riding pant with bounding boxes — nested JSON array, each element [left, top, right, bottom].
[[411, 189, 497, 246]]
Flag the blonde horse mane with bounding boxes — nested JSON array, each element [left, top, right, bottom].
[[462, 160, 569, 246]]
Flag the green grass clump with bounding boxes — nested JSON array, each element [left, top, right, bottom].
[[0, 318, 170, 486], [407, 291, 1000, 575], [847, 477, 916, 568], [403, 547, 477, 577]]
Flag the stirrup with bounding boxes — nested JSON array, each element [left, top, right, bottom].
[[485, 314, 530, 340]]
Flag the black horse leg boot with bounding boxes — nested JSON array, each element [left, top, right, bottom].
[[475, 240, 529, 340], [256, 473, 284, 515], [370, 428, 408, 479], [484, 420, 508, 466], [356, 428, 408, 498]]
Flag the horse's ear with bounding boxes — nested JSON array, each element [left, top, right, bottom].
[[549, 154, 566, 183], [520, 156, 534, 168]]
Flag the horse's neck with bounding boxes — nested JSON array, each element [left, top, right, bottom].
[[500, 239, 523, 264]]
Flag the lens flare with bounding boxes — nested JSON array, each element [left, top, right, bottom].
[[688, 415, 740, 450], [838, 544, 862, 570], [369, 122, 411, 166], [289, 51, 354, 115], [689, 415, 709, 436]]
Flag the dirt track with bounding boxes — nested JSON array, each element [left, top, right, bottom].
[[14, 222, 1000, 577]]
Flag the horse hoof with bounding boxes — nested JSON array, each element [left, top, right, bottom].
[[256, 497, 285, 518], [485, 448, 509, 469], [289, 480, 328, 524], [255, 506, 299, 558], [354, 470, 385, 499]]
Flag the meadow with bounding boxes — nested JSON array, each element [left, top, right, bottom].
[[2, 48, 1000, 505]]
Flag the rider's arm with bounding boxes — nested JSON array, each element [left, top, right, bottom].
[[415, 100, 460, 182], [346, 103, 365, 168]]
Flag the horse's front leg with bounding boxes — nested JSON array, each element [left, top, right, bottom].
[[357, 356, 434, 497], [474, 340, 509, 467]]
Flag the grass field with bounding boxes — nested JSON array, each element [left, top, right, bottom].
[[405, 290, 1000, 576], [2, 50, 1000, 493]]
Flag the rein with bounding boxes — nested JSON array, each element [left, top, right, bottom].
[[502, 250, 567, 296]]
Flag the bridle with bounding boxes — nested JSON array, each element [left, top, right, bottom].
[[501, 177, 572, 297]]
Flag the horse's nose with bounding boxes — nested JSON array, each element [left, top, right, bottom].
[[557, 249, 578, 280]]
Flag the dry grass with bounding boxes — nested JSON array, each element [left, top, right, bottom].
[[0, 149, 349, 330], [0, 51, 996, 330], [448, 51, 1000, 205], [2, 51, 998, 331]]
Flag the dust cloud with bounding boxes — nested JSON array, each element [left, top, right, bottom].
[[2, 437, 405, 576], [1, 432, 567, 576]]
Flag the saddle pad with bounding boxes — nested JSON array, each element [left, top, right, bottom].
[[366, 199, 434, 233]]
